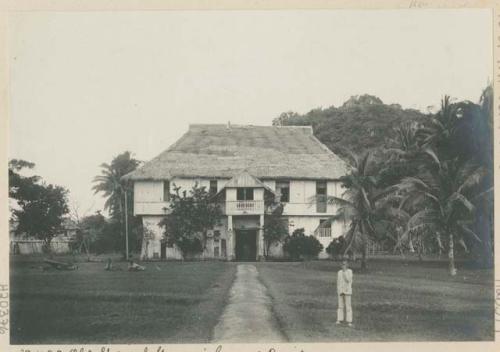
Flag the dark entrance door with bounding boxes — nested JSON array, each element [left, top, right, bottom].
[[235, 230, 257, 261], [161, 242, 167, 260]]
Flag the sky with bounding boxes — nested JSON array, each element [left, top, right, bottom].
[[8, 9, 493, 216]]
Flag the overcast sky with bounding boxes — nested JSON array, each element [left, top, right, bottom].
[[8, 9, 492, 216]]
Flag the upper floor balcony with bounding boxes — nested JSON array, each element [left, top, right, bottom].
[[224, 200, 265, 215]]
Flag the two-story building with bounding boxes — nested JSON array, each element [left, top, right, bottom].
[[122, 124, 348, 260]]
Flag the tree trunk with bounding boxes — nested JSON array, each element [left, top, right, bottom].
[[360, 241, 367, 270], [448, 233, 457, 276]]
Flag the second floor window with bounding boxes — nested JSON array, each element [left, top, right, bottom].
[[209, 180, 218, 195], [276, 180, 290, 203], [163, 180, 170, 202], [316, 181, 327, 213], [236, 187, 254, 201]]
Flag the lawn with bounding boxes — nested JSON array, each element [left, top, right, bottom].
[[256, 259, 494, 342], [10, 258, 236, 344], [10, 257, 494, 344]]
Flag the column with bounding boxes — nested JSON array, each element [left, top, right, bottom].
[[258, 214, 265, 261], [227, 215, 234, 260]]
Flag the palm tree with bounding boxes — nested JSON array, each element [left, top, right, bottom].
[[92, 151, 141, 221], [400, 94, 493, 275], [325, 151, 390, 270], [395, 155, 487, 276]]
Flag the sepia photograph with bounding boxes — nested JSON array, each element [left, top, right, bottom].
[[4, 5, 495, 347]]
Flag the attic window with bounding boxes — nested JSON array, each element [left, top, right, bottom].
[[163, 181, 170, 202]]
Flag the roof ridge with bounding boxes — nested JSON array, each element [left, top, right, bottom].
[[188, 123, 312, 130]]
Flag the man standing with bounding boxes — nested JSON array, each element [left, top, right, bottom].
[[336, 259, 353, 327]]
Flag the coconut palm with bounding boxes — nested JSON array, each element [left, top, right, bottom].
[[401, 95, 492, 274], [395, 151, 488, 275], [92, 151, 141, 221], [324, 151, 392, 269]]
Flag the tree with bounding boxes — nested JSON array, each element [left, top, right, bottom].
[[159, 183, 223, 259], [283, 228, 323, 260], [272, 94, 428, 159], [393, 96, 491, 275], [9, 159, 69, 249], [326, 236, 346, 260], [263, 202, 288, 258], [92, 151, 140, 220], [325, 151, 391, 270], [92, 151, 141, 256]]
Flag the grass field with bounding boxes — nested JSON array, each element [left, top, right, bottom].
[[10, 258, 236, 344], [10, 257, 494, 343], [256, 260, 494, 342]]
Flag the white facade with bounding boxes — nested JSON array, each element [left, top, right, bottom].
[[135, 177, 345, 260]]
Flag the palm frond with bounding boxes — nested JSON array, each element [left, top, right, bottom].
[[446, 192, 475, 214], [423, 148, 441, 168], [458, 224, 482, 243], [326, 195, 354, 207]]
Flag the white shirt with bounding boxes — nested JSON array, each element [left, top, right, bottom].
[[337, 268, 353, 295]]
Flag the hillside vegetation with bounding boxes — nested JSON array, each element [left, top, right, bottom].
[[272, 95, 429, 157]]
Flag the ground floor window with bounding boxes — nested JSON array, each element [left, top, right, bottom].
[[318, 219, 332, 237]]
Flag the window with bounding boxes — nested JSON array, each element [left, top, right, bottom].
[[316, 181, 327, 213], [318, 219, 331, 237], [214, 230, 221, 238], [237, 188, 254, 201], [163, 181, 170, 202], [276, 181, 290, 203], [209, 180, 218, 195]]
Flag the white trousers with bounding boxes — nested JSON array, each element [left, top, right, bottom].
[[337, 294, 352, 323]]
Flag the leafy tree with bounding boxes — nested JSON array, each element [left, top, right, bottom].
[[159, 183, 222, 259], [273, 94, 428, 158], [9, 160, 69, 249], [326, 236, 346, 260], [283, 228, 323, 260], [263, 202, 288, 258]]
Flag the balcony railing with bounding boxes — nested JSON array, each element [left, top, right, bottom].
[[225, 200, 264, 214]]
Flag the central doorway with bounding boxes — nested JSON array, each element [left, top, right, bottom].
[[235, 229, 257, 261]]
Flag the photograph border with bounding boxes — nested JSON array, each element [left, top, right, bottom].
[[0, 1, 498, 351]]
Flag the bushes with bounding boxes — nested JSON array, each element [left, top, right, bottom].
[[283, 228, 323, 260], [326, 236, 346, 260]]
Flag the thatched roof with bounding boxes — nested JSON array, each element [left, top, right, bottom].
[[123, 124, 347, 181]]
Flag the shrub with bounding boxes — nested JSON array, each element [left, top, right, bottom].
[[326, 236, 346, 260], [283, 228, 323, 260]]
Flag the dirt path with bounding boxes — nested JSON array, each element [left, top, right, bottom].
[[212, 264, 286, 343]]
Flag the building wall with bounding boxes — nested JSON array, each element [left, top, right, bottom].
[[285, 215, 346, 259], [277, 180, 340, 216], [134, 178, 229, 216], [134, 178, 341, 216], [135, 177, 345, 260], [141, 215, 232, 260]]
